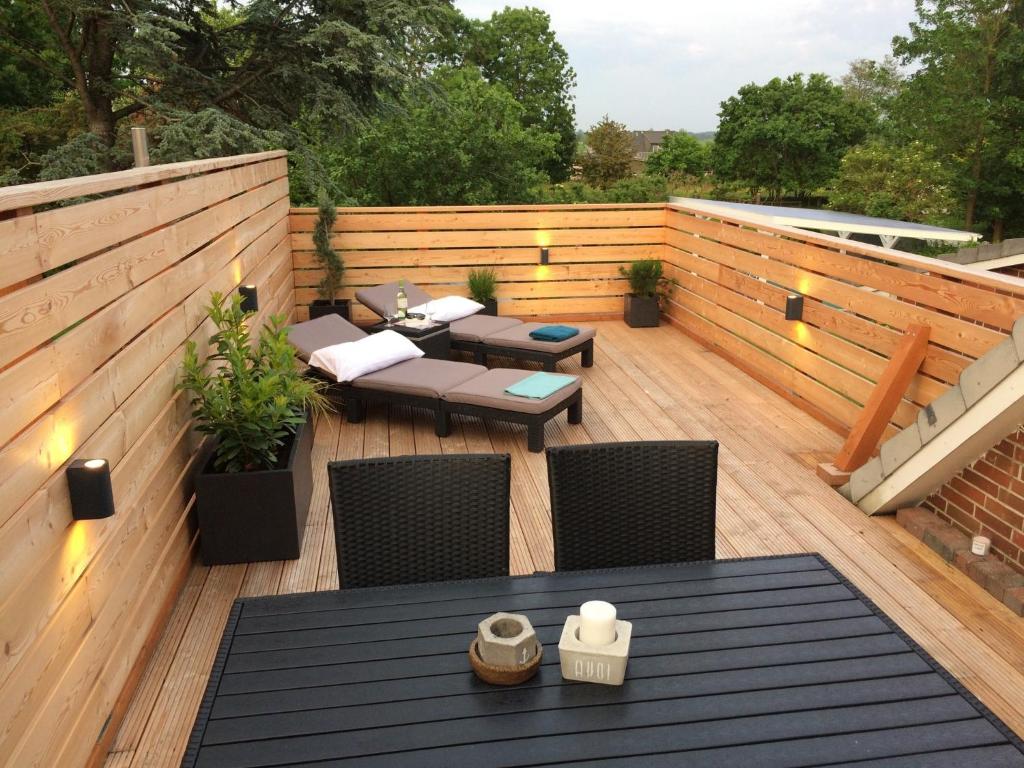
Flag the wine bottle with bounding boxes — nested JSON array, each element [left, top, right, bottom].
[[396, 280, 408, 320]]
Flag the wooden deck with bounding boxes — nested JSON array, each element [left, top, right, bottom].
[[103, 320, 1024, 767]]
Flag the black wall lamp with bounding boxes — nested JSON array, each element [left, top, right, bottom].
[[785, 293, 804, 321], [239, 284, 259, 312], [539, 247, 549, 265], [67, 458, 116, 520]]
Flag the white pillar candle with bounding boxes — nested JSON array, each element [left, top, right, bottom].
[[579, 600, 617, 646], [972, 535, 991, 556]]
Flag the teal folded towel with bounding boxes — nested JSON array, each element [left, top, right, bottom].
[[529, 325, 579, 342], [505, 372, 577, 399]]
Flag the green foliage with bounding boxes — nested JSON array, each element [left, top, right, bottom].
[[149, 109, 283, 164], [1, 0, 456, 180], [467, 268, 498, 303], [891, 0, 1024, 236], [462, 7, 577, 182], [538, 174, 674, 204], [619, 259, 672, 302], [580, 116, 634, 188], [330, 68, 555, 205], [644, 132, 710, 177], [0, 2, 71, 108], [828, 140, 961, 225], [177, 293, 329, 474], [841, 57, 905, 125], [712, 73, 874, 200], [313, 191, 344, 304]]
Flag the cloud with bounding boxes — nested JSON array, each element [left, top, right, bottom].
[[455, 0, 917, 131]]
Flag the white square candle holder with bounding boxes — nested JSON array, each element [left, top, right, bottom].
[[558, 615, 632, 686]]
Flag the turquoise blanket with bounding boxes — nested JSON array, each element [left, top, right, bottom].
[[505, 372, 577, 399], [529, 325, 579, 342]]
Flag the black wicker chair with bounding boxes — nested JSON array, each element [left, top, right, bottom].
[[546, 440, 719, 571], [328, 454, 511, 588]]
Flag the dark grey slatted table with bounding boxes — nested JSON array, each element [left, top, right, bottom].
[[182, 554, 1024, 768]]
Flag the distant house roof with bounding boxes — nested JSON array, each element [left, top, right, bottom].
[[631, 130, 672, 162], [670, 197, 981, 246]]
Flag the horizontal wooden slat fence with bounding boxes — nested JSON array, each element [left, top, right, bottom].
[[290, 204, 665, 323], [0, 150, 293, 768], [663, 203, 1024, 437]]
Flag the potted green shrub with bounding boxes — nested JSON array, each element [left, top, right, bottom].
[[620, 259, 671, 327], [468, 267, 499, 316], [179, 293, 329, 565], [309, 190, 350, 321]]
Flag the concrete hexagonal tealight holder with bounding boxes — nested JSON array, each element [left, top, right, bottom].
[[477, 612, 538, 667], [469, 612, 543, 685], [558, 615, 633, 686]]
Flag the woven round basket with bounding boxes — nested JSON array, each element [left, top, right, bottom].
[[468, 638, 543, 685]]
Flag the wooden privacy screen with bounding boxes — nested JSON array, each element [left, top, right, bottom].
[[290, 203, 666, 323], [663, 203, 1024, 437], [0, 151, 292, 768]]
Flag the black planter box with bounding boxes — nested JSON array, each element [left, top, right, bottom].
[[309, 299, 351, 321], [196, 415, 314, 565], [478, 298, 498, 316], [624, 294, 661, 328]]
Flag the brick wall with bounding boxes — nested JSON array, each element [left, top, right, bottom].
[[923, 428, 1024, 574]]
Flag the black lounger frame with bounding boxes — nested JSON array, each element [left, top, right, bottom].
[[309, 369, 582, 452], [451, 336, 594, 372]]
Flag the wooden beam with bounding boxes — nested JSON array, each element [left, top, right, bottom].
[[833, 324, 931, 472]]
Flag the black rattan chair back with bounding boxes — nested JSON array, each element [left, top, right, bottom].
[[547, 440, 718, 570], [328, 454, 511, 588]]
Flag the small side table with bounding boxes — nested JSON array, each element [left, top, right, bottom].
[[368, 319, 451, 360]]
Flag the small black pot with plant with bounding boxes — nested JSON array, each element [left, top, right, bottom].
[[468, 267, 499, 315], [620, 259, 673, 328], [179, 293, 330, 565], [309, 190, 351, 321]]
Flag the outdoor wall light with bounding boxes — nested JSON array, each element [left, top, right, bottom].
[[540, 247, 550, 265], [67, 459, 115, 520], [239, 284, 259, 312], [785, 293, 804, 321]]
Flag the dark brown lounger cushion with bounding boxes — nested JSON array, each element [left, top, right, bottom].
[[481, 322, 596, 353], [355, 280, 433, 317], [450, 315, 522, 342], [442, 368, 581, 414], [353, 358, 486, 399], [287, 314, 367, 362]]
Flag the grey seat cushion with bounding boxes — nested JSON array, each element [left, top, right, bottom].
[[353, 358, 486, 399], [450, 315, 522, 342], [355, 280, 433, 317], [287, 314, 367, 362], [481, 322, 597, 353], [442, 368, 581, 414]]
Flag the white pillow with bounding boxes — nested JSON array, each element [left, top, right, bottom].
[[309, 330, 424, 383], [409, 295, 484, 323]]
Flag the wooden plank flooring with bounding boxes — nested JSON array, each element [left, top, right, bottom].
[[104, 321, 1024, 767]]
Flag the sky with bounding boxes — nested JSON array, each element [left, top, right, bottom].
[[454, 0, 919, 132]]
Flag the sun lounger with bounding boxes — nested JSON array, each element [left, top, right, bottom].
[[287, 314, 583, 451], [355, 280, 596, 371]]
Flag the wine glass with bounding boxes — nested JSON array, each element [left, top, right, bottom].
[[383, 305, 397, 327], [424, 300, 433, 327]]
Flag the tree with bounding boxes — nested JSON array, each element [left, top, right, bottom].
[[330, 68, 555, 205], [841, 57, 905, 119], [461, 7, 577, 181], [828, 140, 961, 225], [712, 73, 874, 200], [1, 0, 455, 173], [580, 116, 633, 188], [892, 0, 1024, 237], [644, 131, 709, 177]]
